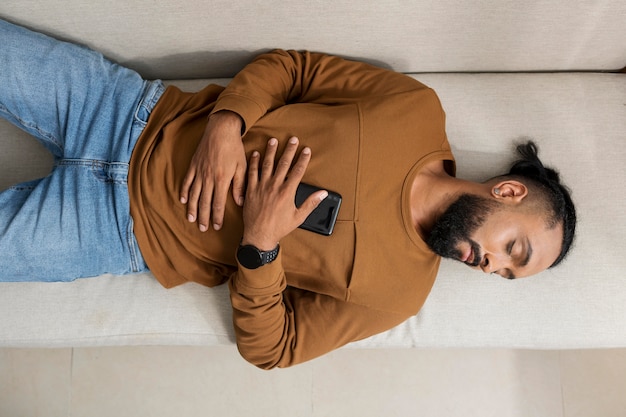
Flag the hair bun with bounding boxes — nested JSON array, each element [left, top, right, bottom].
[[509, 141, 560, 184]]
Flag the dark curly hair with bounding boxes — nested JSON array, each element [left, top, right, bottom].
[[505, 141, 576, 267]]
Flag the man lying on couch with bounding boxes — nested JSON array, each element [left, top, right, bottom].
[[0, 19, 576, 369]]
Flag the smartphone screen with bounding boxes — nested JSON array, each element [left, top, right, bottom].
[[295, 182, 342, 236]]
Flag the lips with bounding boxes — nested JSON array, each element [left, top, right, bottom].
[[462, 247, 473, 264], [461, 243, 483, 267]]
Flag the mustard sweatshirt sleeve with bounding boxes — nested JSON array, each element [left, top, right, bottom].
[[230, 252, 408, 369], [211, 49, 428, 135]]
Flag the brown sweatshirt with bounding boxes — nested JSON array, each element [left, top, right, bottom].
[[128, 50, 455, 368]]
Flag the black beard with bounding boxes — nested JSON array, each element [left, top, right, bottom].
[[426, 194, 496, 264]]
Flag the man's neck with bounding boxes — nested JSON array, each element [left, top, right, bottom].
[[409, 160, 483, 240]]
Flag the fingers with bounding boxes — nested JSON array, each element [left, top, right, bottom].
[[207, 187, 228, 232], [274, 136, 300, 180], [180, 161, 217, 232], [190, 177, 213, 232], [247, 150, 261, 188], [285, 145, 311, 188], [181, 112, 246, 232], [248, 137, 310, 187], [232, 164, 246, 207], [297, 189, 329, 221], [241, 136, 325, 246], [179, 164, 195, 205], [259, 138, 278, 182]]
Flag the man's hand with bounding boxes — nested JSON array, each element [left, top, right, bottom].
[[180, 111, 246, 232], [242, 137, 328, 250]]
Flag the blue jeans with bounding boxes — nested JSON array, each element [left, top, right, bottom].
[[0, 19, 164, 281]]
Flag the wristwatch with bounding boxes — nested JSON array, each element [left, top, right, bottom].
[[236, 243, 280, 269]]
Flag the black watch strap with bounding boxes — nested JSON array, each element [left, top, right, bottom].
[[236, 243, 280, 269]]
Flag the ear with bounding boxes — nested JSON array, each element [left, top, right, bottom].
[[492, 180, 528, 203]]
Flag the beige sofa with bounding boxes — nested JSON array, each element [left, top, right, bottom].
[[1, 1, 625, 353]]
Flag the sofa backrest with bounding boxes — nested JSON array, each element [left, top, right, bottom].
[[2, 0, 625, 79]]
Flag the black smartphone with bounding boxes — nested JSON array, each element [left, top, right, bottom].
[[295, 182, 342, 236]]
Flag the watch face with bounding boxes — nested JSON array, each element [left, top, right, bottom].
[[237, 245, 263, 269]]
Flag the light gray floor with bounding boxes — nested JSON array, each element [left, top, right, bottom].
[[1, 347, 624, 417]]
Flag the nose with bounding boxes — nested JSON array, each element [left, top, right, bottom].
[[480, 253, 509, 274], [479, 256, 491, 273]]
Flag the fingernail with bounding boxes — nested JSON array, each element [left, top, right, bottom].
[[319, 191, 329, 200], [199, 224, 208, 232], [289, 136, 298, 144], [180, 197, 187, 204], [213, 223, 222, 231], [187, 214, 195, 222], [303, 147, 311, 155], [269, 138, 278, 146], [238, 196, 244, 206]]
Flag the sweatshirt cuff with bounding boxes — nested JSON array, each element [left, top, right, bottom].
[[211, 93, 267, 136], [234, 251, 286, 296]]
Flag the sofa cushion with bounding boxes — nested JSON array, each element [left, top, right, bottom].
[[1, 73, 624, 349]]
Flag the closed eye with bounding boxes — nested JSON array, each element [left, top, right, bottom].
[[494, 268, 516, 280], [507, 240, 515, 256]]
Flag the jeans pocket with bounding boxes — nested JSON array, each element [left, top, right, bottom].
[[134, 103, 150, 126], [134, 80, 165, 126]]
